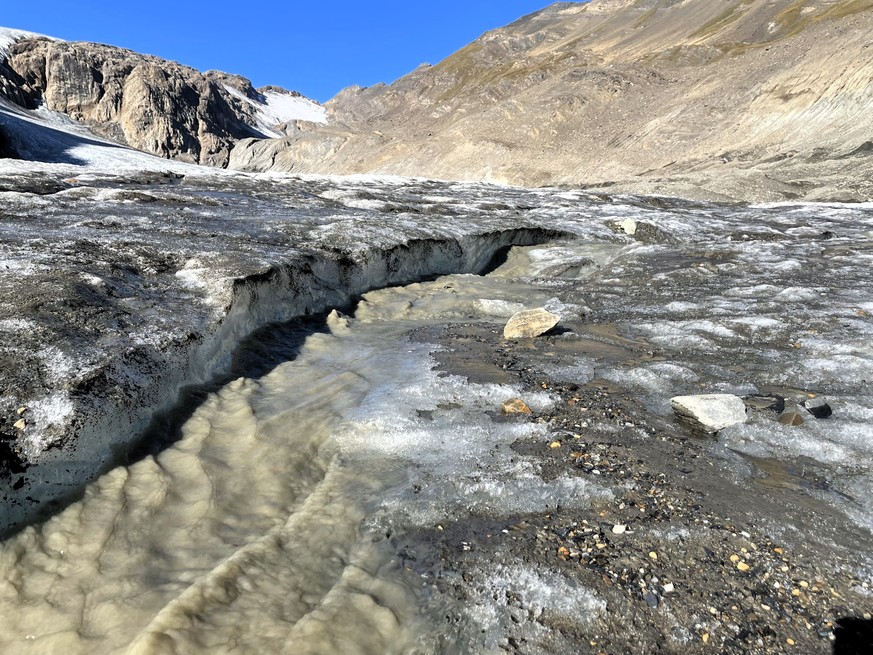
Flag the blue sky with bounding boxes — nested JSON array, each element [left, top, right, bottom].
[[2, 2, 577, 102]]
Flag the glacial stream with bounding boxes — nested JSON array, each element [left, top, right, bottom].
[[0, 243, 616, 654]]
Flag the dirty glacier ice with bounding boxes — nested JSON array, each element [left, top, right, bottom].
[[0, 163, 871, 651]]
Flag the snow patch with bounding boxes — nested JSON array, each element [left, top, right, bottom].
[[223, 85, 326, 138], [0, 27, 53, 61]]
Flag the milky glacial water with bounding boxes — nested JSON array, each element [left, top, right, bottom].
[[0, 245, 613, 654]]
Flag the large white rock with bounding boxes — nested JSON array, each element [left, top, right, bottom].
[[503, 308, 560, 339], [670, 394, 747, 433], [619, 218, 638, 235]]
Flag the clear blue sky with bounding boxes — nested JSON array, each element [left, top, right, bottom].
[[3, 2, 578, 102]]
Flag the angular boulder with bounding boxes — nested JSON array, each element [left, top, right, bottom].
[[671, 394, 747, 434], [503, 308, 560, 339]]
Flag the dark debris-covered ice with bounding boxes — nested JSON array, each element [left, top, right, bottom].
[[0, 167, 871, 540]]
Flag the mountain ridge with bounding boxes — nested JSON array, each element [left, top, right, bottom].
[[1, 2, 872, 202], [0, 28, 325, 166], [227, 0, 873, 202]]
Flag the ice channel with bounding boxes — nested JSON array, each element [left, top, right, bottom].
[[0, 243, 615, 654]]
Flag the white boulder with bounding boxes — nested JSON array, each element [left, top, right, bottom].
[[619, 218, 638, 235], [670, 394, 747, 433], [503, 308, 560, 339]]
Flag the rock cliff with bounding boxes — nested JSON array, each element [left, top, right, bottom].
[[228, 0, 873, 201], [0, 34, 323, 166]]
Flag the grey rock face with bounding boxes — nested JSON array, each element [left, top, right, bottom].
[[228, 0, 873, 202], [0, 38, 306, 166]]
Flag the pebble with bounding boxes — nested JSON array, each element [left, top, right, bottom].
[[803, 397, 833, 419], [502, 398, 533, 415], [778, 410, 805, 427], [13, 418, 25, 431], [619, 218, 638, 236], [612, 524, 627, 534], [663, 582, 675, 594], [16, 407, 26, 415], [549, 441, 562, 449], [648, 551, 658, 561], [737, 562, 751, 572]]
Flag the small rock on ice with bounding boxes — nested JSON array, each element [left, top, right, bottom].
[[670, 394, 747, 433], [501, 398, 533, 415], [619, 219, 638, 235], [802, 397, 833, 419], [778, 409, 805, 427], [503, 308, 560, 339]]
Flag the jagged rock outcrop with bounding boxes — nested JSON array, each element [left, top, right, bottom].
[[228, 0, 873, 202], [0, 37, 322, 166]]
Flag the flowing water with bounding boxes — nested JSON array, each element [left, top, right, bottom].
[[0, 244, 615, 654]]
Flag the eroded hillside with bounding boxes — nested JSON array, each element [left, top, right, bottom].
[[229, 0, 873, 201]]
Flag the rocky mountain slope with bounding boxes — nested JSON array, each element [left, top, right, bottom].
[[228, 0, 873, 202], [0, 29, 324, 167]]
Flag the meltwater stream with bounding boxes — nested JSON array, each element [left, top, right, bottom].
[[0, 244, 612, 654]]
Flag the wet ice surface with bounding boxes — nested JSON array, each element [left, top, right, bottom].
[[0, 168, 872, 651], [578, 202, 873, 534]]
